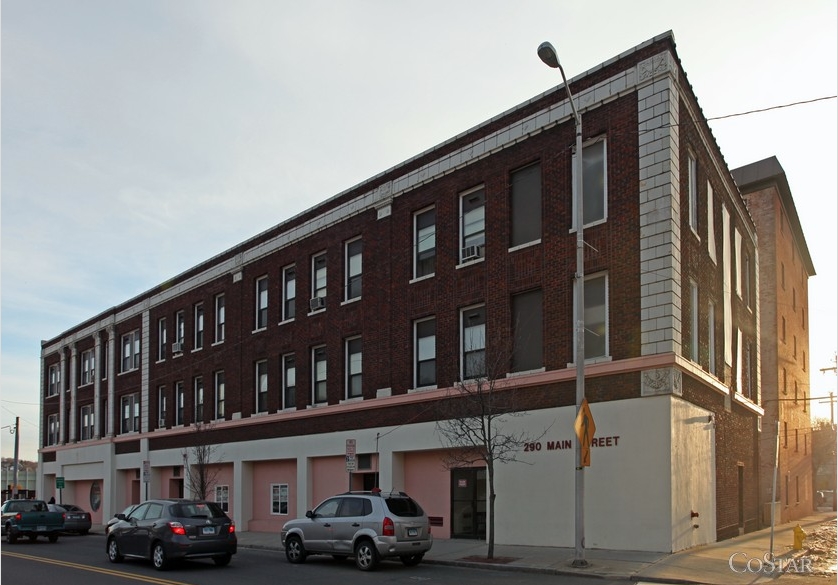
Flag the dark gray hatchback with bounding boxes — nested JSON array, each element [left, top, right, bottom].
[[106, 499, 236, 570]]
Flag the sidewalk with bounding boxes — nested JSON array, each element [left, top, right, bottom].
[[236, 511, 836, 584]]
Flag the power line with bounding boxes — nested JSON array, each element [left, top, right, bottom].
[[706, 96, 837, 121]]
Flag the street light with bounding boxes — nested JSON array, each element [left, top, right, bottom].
[[538, 41, 588, 568]]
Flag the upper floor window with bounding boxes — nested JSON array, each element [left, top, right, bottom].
[[282, 265, 296, 321], [48, 364, 60, 396], [689, 281, 699, 362], [47, 414, 59, 446], [194, 376, 204, 423], [214, 371, 225, 420], [80, 349, 95, 386], [511, 289, 543, 372], [157, 317, 167, 361], [580, 273, 609, 360], [255, 276, 269, 330], [282, 354, 296, 410], [175, 382, 185, 426], [707, 182, 717, 263], [215, 294, 226, 343], [708, 301, 716, 376], [255, 360, 268, 413], [687, 153, 698, 231], [510, 163, 542, 248], [460, 187, 485, 263], [415, 317, 436, 388], [461, 305, 486, 380], [345, 337, 362, 399], [573, 138, 607, 228], [158, 385, 167, 428], [312, 346, 327, 404], [194, 302, 204, 350], [121, 330, 141, 372], [311, 253, 327, 311], [345, 238, 363, 301], [120, 393, 140, 433], [734, 228, 743, 298], [80, 405, 94, 441], [175, 310, 185, 352], [414, 207, 436, 279]]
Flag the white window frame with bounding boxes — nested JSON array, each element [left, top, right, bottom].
[[271, 483, 289, 515], [708, 301, 716, 376], [311, 252, 327, 310], [80, 349, 95, 386], [282, 354, 296, 410], [48, 364, 61, 396], [158, 385, 167, 428], [193, 376, 204, 423], [157, 317, 167, 361], [215, 294, 226, 343], [707, 182, 716, 263], [215, 485, 229, 512], [413, 206, 436, 280], [255, 360, 268, 413], [120, 393, 140, 434], [572, 137, 608, 229], [255, 276, 269, 330], [345, 336, 362, 399], [688, 153, 698, 232], [175, 310, 185, 348], [344, 238, 363, 302], [214, 371, 225, 420], [414, 317, 437, 389], [282, 265, 296, 321], [312, 345, 327, 404], [47, 414, 59, 446], [575, 272, 610, 361], [690, 280, 699, 362], [80, 405, 94, 441], [459, 187, 486, 263], [121, 330, 141, 372], [193, 302, 204, 350], [175, 382, 185, 426], [460, 305, 486, 380]]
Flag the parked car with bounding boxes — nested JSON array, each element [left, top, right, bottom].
[[281, 490, 433, 571], [106, 504, 139, 535], [106, 499, 236, 570], [2, 499, 65, 543], [49, 503, 92, 534]]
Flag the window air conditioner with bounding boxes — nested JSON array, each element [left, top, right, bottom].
[[172, 342, 184, 353], [309, 296, 326, 311], [461, 245, 484, 262]]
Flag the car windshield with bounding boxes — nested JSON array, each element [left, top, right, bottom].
[[384, 496, 423, 517]]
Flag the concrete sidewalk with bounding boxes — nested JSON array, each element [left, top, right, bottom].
[[236, 511, 836, 584]]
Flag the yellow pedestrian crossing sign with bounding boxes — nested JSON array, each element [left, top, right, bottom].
[[573, 398, 596, 467]]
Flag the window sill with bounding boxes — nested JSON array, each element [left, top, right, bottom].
[[340, 396, 363, 404], [191, 347, 203, 354], [409, 273, 435, 285], [456, 257, 485, 270], [506, 367, 546, 378], [570, 217, 607, 233], [566, 355, 613, 368], [408, 385, 437, 394], [278, 318, 294, 326], [211, 340, 225, 347], [508, 239, 541, 253], [341, 297, 361, 307], [252, 327, 267, 334], [308, 309, 325, 316]]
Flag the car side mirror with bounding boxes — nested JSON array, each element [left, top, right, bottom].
[[305, 510, 315, 519], [115, 513, 126, 520]]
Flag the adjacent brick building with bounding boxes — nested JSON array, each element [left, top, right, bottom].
[[39, 31, 769, 552]]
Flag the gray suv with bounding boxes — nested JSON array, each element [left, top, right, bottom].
[[281, 490, 433, 571]]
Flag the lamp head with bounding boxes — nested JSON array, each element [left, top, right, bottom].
[[537, 41, 560, 69]]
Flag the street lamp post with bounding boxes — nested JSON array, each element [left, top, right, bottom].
[[538, 41, 588, 568]]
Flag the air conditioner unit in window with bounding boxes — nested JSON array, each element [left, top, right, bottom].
[[309, 296, 326, 311], [172, 342, 184, 353], [158, 418, 166, 428], [461, 245, 484, 262]]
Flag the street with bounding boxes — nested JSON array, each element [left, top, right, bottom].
[[0, 533, 625, 585]]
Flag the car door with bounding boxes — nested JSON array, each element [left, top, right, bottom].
[[137, 502, 165, 557], [303, 497, 341, 553], [330, 497, 369, 554], [117, 503, 150, 556]]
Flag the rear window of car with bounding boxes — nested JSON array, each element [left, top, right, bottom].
[[172, 502, 227, 519], [384, 496, 423, 517]]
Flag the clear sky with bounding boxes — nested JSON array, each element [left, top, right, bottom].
[[2, 0, 836, 461]]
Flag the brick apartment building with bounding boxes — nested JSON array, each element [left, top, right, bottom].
[[732, 157, 816, 525], [39, 31, 768, 552]]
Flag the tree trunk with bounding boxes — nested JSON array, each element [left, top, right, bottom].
[[487, 462, 496, 559]]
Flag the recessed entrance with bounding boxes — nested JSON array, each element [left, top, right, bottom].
[[450, 467, 486, 539]]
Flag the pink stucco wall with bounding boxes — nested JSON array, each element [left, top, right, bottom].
[[404, 451, 452, 539], [248, 459, 297, 532]]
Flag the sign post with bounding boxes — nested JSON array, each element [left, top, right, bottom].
[[56, 476, 65, 504], [345, 439, 357, 490]]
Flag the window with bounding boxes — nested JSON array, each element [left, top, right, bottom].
[[345, 337, 362, 399], [255, 360, 268, 413], [194, 377, 204, 423], [48, 364, 60, 396], [708, 302, 716, 375], [511, 290, 543, 372], [510, 163, 542, 247], [707, 182, 716, 262], [282, 354, 296, 409], [175, 382, 184, 426], [194, 303, 204, 350], [80, 405, 94, 440], [312, 346, 327, 404], [271, 483, 289, 515], [782, 368, 788, 395], [734, 228, 743, 297], [792, 288, 797, 311], [215, 294, 225, 343], [580, 273, 608, 360], [795, 429, 799, 452], [781, 316, 786, 342], [573, 138, 607, 227], [784, 421, 788, 448], [345, 238, 362, 301], [460, 187, 485, 262], [415, 318, 436, 388], [781, 262, 786, 289], [311, 253, 327, 309], [158, 385, 167, 428], [255, 276, 268, 329], [215, 485, 229, 512], [157, 317, 167, 360], [175, 311, 185, 351], [80, 349, 95, 386], [461, 305, 486, 380], [121, 330, 141, 372], [414, 207, 436, 279], [687, 153, 698, 231], [120, 393, 140, 433], [282, 265, 296, 321], [690, 281, 699, 362], [47, 414, 59, 446], [214, 371, 225, 420], [743, 253, 751, 308], [794, 380, 799, 403]]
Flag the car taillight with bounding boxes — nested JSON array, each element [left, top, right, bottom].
[[228, 522, 236, 534], [382, 516, 395, 536], [168, 521, 187, 535], [14, 513, 21, 522]]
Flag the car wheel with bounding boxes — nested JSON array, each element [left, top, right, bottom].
[[213, 553, 232, 566], [48, 534, 59, 543], [285, 535, 307, 564], [6, 529, 18, 544], [400, 553, 424, 566], [354, 539, 378, 571], [107, 537, 123, 563], [152, 542, 169, 570]]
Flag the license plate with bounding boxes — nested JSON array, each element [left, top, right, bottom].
[[202, 526, 216, 535], [37, 526, 46, 532], [407, 528, 418, 537]]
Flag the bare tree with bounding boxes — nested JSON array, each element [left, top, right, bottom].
[[435, 345, 547, 559], [182, 422, 221, 500]]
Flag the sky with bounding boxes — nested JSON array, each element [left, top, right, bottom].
[[1, 0, 836, 462]]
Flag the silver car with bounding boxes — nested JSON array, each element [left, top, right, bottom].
[[281, 490, 433, 571]]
